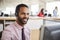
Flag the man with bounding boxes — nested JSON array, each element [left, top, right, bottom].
[[53, 6, 58, 17], [1, 4, 30, 40]]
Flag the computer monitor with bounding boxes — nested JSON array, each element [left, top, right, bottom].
[[43, 25, 60, 40]]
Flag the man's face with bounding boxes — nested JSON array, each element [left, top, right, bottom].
[[17, 7, 29, 24]]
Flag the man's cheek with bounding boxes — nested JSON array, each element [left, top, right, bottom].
[[20, 15, 24, 17], [19, 15, 23, 19]]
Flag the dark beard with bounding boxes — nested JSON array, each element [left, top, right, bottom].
[[17, 16, 29, 25]]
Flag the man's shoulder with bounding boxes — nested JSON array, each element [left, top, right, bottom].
[[4, 22, 15, 32]]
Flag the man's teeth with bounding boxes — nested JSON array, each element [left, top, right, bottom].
[[24, 19, 27, 21]]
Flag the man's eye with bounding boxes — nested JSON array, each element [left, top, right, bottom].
[[21, 13, 29, 15], [27, 13, 29, 15], [21, 13, 25, 15]]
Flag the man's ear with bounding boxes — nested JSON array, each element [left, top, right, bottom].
[[15, 13, 18, 16]]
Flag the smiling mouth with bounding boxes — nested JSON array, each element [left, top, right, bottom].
[[23, 19, 28, 22]]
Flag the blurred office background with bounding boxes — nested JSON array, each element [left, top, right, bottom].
[[0, 0, 60, 16], [0, 0, 60, 40]]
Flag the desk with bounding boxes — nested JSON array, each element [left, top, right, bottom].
[[30, 29, 40, 40]]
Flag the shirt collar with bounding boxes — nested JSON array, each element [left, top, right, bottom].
[[15, 21, 23, 30]]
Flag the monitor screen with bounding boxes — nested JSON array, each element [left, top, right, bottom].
[[43, 25, 60, 40]]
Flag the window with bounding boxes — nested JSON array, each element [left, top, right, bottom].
[[46, 1, 60, 17], [30, 4, 39, 16]]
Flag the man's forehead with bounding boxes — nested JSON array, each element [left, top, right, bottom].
[[19, 7, 29, 12], [20, 7, 29, 10]]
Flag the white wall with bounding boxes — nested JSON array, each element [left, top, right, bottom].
[[0, 0, 46, 12], [0, 0, 59, 10]]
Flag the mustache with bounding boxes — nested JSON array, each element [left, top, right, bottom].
[[23, 17, 29, 19]]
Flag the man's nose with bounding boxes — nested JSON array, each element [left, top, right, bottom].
[[24, 14, 29, 18]]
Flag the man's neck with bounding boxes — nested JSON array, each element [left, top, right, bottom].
[[16, 20, 24, 27]]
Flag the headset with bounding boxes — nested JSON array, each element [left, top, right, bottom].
[[15, 4, 29, 17]]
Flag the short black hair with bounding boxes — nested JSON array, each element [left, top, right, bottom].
[[15, 4, 29, 16]]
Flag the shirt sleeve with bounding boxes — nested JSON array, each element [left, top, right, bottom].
[[1, 30, 12, 40]]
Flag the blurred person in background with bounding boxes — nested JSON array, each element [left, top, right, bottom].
[[53, 6, 58, 17], [37, 8, 44, 17]]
